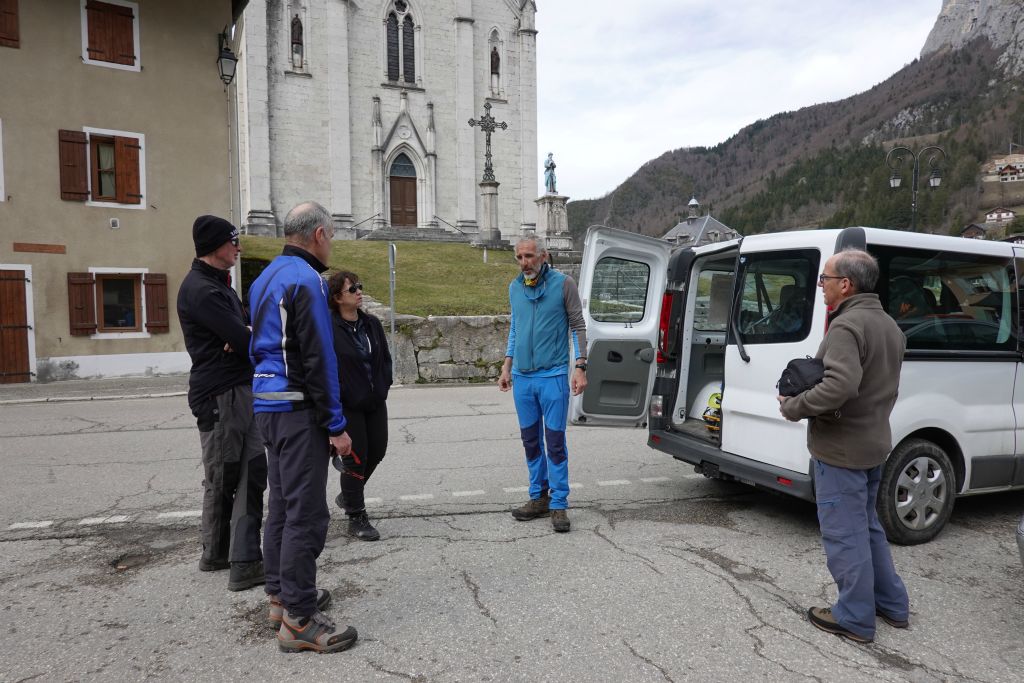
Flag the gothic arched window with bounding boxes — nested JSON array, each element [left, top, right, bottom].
[[384, 2, 417, 85]]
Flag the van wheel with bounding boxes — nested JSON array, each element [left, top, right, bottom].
[[877, 439, 956, 545]]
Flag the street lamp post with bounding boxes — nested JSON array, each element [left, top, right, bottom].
[[885, 145, 946, 232]]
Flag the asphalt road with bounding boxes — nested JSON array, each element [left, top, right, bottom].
[[0, 383, 1021, 681]]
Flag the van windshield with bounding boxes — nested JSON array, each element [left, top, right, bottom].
[[735, 250, 819, 344]]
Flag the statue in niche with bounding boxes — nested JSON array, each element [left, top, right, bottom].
[[544, 153, 557, 194], [291, 14, 304, 69], [490, 46, 500, 93]]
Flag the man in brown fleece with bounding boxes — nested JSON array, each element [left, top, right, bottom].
[[778, 248, 909, 644]]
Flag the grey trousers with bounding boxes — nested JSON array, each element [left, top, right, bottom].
[[198, 384, 267, 563]]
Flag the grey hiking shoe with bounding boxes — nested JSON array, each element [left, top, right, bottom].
[[551, 509, 571, 533], [268, 589, 332, 626], [511, 494, 550, 521], [278, 610, 358, 654]]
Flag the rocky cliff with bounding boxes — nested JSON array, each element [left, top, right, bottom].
[[921, 0, 1024, 74]]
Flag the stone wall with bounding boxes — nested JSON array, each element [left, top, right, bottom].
[[381, 313, 510, 385]]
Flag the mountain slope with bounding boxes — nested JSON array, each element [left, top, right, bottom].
[[569, 4, 1024, 239]]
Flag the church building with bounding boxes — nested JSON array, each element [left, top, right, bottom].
[[235, 0, 539, 242]]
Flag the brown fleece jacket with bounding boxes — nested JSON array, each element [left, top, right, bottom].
[[780, 293, 906, 469]]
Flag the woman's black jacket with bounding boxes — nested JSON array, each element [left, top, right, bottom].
[[331, 309, 393, 412]]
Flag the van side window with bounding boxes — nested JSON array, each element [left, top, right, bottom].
[[876, 247, 1018, 353], [692, 269, 734, 332], [735, 250, 818, 344], [590, 256, 650, 323]]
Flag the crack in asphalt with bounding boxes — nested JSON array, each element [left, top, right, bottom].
[[460, 569, 497, 627], [366, 659, 428, 681], [591, 525, 663, 576], [622, 639, 675, 682]]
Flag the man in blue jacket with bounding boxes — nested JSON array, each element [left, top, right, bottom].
[[498, 236, 588, 533], [249, 201, 357, 654]]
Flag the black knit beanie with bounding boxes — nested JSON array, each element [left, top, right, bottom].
[[193, 215, 239, 257]]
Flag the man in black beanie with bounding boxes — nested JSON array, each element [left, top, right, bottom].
[[177, 215, 267, 591]]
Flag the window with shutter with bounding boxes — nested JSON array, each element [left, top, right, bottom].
[[83, 0, 139, 70], [67, 272, 98, 336], [143, 273, 169, 333], [114, 136, 141, 205], [96, 274, 141, 332], [59, 130, 90, 202], [0, 0, 18, 49]]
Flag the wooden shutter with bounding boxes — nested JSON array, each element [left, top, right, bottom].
[[67, 272, 97, 336], [143, 273, 169, 333], [0, 269, 30, 383], [59, 130, 89, 201], [0, 0, 18, 49], [114, 136, 141, 204], [402, 15, 415, 83], [86, 1, 135, 65], [386, 13, 399, 81]]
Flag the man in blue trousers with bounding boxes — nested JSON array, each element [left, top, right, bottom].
[[779, 248, 910, 644], [249, 201, 357, 654], [498, 236, 588, 533]]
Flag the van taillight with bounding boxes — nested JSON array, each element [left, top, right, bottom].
[[657, 292, 674, 363]]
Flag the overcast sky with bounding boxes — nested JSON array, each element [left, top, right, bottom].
[[535, 1, 941, 201]]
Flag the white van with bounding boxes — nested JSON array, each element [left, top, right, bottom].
[[570, 225, 1024, 544]]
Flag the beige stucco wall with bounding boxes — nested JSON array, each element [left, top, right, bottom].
[[0, 0, 235, 377]]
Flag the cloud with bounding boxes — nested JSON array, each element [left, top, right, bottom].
[[536, 0, 939, 199]]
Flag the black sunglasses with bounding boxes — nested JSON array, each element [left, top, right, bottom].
[[346, 282, 363, 294], [230, 237, 240, 247]]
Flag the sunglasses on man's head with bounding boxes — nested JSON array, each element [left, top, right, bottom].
[[346, 283, 363, 294]]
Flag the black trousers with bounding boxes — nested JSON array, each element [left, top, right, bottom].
[[197, 384, 267, 564], [256, 409, 330, 617], [338, 402, 389, 515]]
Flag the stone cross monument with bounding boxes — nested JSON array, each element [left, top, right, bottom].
[[468, 102, 508, 244]]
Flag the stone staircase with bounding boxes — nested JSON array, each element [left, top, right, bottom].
[[362, 227, 470, 243]]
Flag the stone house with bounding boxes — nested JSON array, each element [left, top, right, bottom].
[[661, 197, 739, 247], [0, 0, 246, 383]]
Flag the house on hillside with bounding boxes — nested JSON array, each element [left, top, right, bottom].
[[961, 223, 992, 239], [982, 154, 1024, 183], [662, 197, 739, 247], [986, 207, 1016, 223], [999, 165, 1020, 182], [234, 0, 539, 243], [0, 0, 247, 383]]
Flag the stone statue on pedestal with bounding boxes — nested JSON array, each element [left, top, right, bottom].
[[543, 153, 557, 194]]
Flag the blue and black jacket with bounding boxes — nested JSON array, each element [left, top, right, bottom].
[[248, 245, 346, 436]]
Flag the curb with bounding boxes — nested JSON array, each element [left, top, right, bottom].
[[0, 391, 188, 406]]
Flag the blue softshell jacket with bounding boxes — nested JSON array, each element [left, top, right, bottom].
[[506, 266, 585, 375], [248, 245, 347, 436]]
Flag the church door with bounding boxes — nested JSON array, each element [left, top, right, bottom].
[[389, 153, 418, 228]]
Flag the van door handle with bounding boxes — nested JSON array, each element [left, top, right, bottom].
[[608, 350, 623, 362], [636, 348, 655, 363]]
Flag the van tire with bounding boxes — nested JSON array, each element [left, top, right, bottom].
[[878, 438, 956, 546]]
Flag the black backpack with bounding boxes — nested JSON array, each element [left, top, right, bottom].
[[777, 357, 825, 397]]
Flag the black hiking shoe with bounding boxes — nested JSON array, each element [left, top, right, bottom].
[[876, 608, 909, 629], [278, 610, 358, 654], [807, 606, 872, 643], [511, 494, 551, 521], [198, 556, 229, 572], [269, 589, 332, 626], [228, 560, 266, 592], [348, 511, 380, 541]]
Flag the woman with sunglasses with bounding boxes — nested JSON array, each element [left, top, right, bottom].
[[327, 271, 393, 540]]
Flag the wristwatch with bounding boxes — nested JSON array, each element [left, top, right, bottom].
[[574, 361, 587, 371]]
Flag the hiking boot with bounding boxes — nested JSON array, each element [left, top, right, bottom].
[[269, 589, 332, 626], [198, 556, 229, 572], [807, 606, 872, 643], [511, 494, 550, 521], [348, 512, 380, 542], [227, 560, 266, 592], [278, 610, 358, 654], [551, 509, 571, 533], [876, 608, 909, 629]]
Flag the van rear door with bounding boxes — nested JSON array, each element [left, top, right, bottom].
[[569, 226, 671, 427]]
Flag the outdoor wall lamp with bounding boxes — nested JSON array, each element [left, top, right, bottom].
[[217, 31, 238, 86]]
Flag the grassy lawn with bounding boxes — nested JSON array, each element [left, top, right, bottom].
[[240, 236, 520, 317]]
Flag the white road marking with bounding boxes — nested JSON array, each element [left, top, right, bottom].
[[399, 493, 434, 501], [365, 497, 383, 505], [8, 521, 54, 530], [79, 515, 130, 525], [452, 490, 486, 497], [502, 486, 530, 493], [640, 476, 671, 483], [156, 510, 202, 519], [597, 479, 631, 487], [569, 482, 584, 489]]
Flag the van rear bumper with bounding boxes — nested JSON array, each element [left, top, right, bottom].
[[648, 429, 815, 502]]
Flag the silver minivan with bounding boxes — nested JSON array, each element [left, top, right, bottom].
[[571, 226, 1024, 544]]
